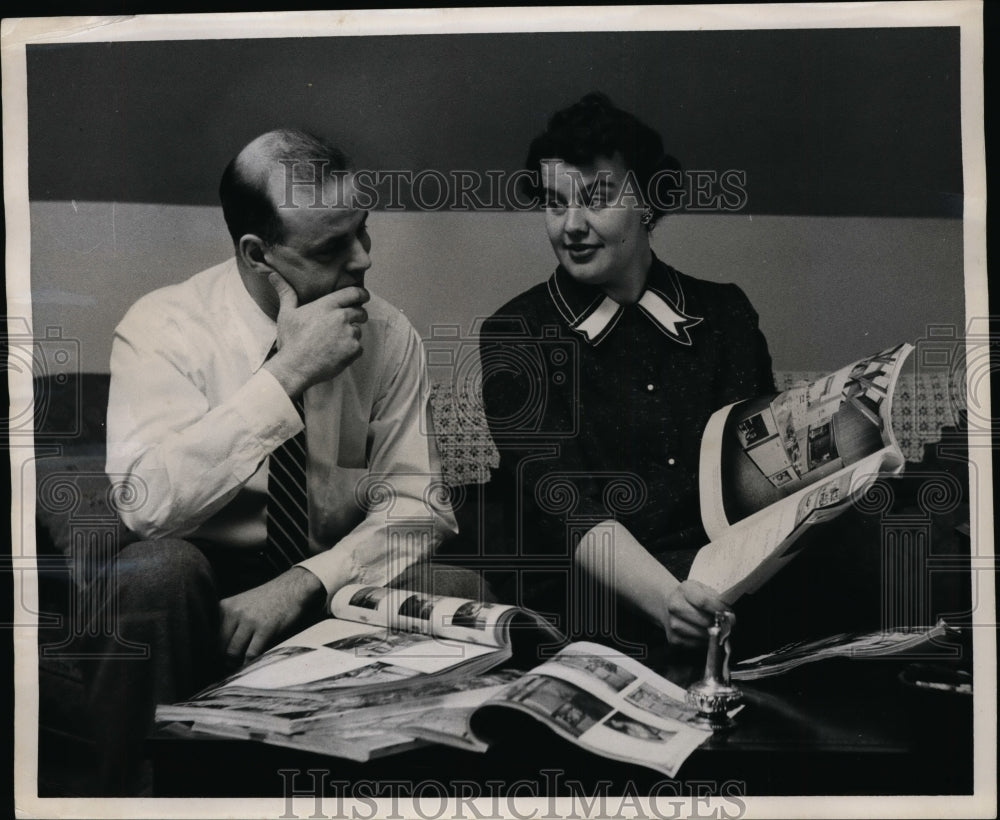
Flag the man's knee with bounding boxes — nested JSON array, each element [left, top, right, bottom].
[[78, 538, 222, 683], [103, 538, 215, 608]]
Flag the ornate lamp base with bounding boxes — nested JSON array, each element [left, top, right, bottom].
[[685, 680, 743, 730], [685, 610, 743, 731]]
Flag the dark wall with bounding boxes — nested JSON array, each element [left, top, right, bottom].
[[27, 27, 961, 216]]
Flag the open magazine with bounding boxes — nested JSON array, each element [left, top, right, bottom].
[[156, 583, 562, 746], [689, 342, 914, 602], [406, 642, 715, 777]]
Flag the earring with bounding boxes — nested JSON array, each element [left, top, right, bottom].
[[640, 207, 654, 227]]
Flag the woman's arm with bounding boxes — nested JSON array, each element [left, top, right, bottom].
[[575, 520, 730, 647]]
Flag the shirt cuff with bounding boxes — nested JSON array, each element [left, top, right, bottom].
[[296, 535, 427, 609], [296, 548, 364, 609]]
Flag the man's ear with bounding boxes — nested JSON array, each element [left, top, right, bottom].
[[238, 234, 271, 273]]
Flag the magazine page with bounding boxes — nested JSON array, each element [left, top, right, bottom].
[[474, 642, 712, 777], [731, 621, 955, 680], [332, 583, 522, 648], [155, 678, 381, 733], [232, 619, 493, 690], [289, 669, 523, 731], [699, 343, 913, 540], [304, 671, 518, 738], [689, 449, 893, 601]]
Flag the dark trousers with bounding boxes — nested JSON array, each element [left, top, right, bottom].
[[79, 538, 494, 796]]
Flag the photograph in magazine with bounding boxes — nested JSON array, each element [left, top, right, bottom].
[[2, 3, 993, 819]]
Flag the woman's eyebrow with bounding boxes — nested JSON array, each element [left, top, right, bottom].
[[583, 173, 615, 194]]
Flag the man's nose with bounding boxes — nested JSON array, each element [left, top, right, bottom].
[[349, 237, 372, 274]]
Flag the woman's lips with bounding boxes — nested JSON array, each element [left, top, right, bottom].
[[566, 243, 601, 262]]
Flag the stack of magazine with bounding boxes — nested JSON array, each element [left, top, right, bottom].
[[156, 585, 715, 776]]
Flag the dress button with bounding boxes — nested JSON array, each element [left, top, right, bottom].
[[667, 457, 676, 466], [646, 383, 655, 392]]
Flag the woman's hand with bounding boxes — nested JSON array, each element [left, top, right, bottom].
[[660, 579, 731, 648]]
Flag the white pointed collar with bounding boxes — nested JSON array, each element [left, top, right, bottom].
[[546, 258, 703, 346]]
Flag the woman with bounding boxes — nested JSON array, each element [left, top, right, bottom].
[[479, 93, 775, 649]]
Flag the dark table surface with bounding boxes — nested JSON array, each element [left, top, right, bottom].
[[149, 649, 975, 798]]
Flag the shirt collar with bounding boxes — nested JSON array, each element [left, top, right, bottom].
[[221, 258, 279, 371], [546, 255, 703, 346]]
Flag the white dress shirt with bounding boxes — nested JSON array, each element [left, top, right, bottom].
[[105, 258, 456, 601]]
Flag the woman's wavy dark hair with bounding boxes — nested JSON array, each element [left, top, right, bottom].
[[523, 93, 680, 227]]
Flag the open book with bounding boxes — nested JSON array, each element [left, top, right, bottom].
[[687, 342, 914, 602]]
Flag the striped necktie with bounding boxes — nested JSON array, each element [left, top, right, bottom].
[[265, 392, 310, 571]]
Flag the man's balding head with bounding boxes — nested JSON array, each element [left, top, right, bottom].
[[219, 129, 349, 248]]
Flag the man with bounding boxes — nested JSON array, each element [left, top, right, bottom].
[[91, 129, 465, 793]]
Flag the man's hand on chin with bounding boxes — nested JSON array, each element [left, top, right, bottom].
[[219, 566, 326, 667]]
